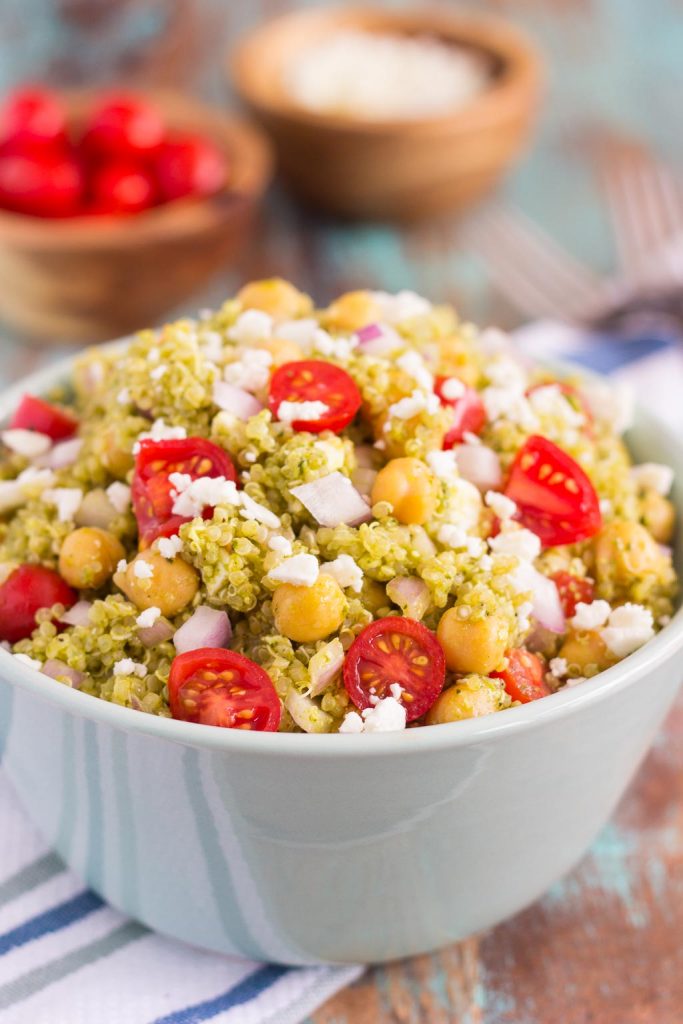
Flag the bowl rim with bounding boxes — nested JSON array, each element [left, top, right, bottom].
[[0, 89, 274, 250], [1, 343, 681, 758], [230, 4, 543, 135]]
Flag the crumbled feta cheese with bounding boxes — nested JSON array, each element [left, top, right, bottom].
[[113, 658, 147, 678], [600, 603, 655, 658], [485, 353, 528, 391], [239, 493, 281, 529], [321, 554, 364, 592], [43, 487, 83, 522], [275, 318, 319, 349], [228, 309, 273, 345], [14, 653, 42, 670], [117, 388, 130, 406], [438, 376, 466, 402], [570, 600, 611, 631], [481, 387, 538, 431], [313, 328, 358, 361], [200, 330, 225, 363], [528, 384, 585, 428], [277, 400, 330, 425], [133, 560, 154, 580], [371, 290, 431, 324], [396, 350, 434, 391], [149, 364, 167, 381], [1, 429, 52, 458], [362, 695, 407, 732], [426, 450, 458, 480], [489, 527, 541, 563], [437, 524, 485, 558], [268, 535, 293, 556], [157, 535, 184, 560], [116, 559, 128, 574], [106, 482, 132, 514], [389, 683, 403, 701], [388, 389, 440, 420], [549, 657, 568, 678], [630, 462, 674, 496], [170, 474, 239, 518], [136, 606, 161, 628], [565, 675, 588, 688], [516, 599, 534, 634], [582, 378, 633, 433], [314, 440, 346, 472], [134, 418, 187, 453], [223, 348, 272, 392], [267, 553, 320, 587], [485, 490, 517, 521], [339, 711, 365, 733], [599, 498, 613, 516], [445, 477, 483, 532], [462, 431, 482, 446], [0, 466, 56, 515], [147, 346, 160, 364]]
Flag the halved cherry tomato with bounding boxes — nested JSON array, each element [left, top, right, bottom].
[[551, 571, 595, 619], [434, 379, 486, 449], [132, 437, 237, 546], [504, 435, 602, 548], [10, 394, 78, 440], [492, 648, 550, 704], [0, 148, 83, 217], [89, 161, 157, 214], [168, 647, 281, 731], [0, 564, 76, 644], [156, 134, 227, 201], [527, 382, 593, 434], [269, 360, 362, 434], [81, 93, 165, 159], [0, 87, 67, 149], [343, 616, 445, 722]]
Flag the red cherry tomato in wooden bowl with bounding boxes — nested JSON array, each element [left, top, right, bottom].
[[0, 86, 67, 148], [156, 134, 227, 201], [0, 148, 83, 217], [89, 161, 158, 214], [269, 360, 362, 434], [81, 93, 165, 159], [343, 616, 445, 722], [10, 394, 78, 440], [168, 648, 281, 731], [0, 564, 76, 644], [132, 437, 237, 547], [492, 649, 550, 704], [504, 435, 602, 548]]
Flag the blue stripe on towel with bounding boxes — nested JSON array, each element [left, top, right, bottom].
[[0, 888, 103, 956], [563, 333, 674, 374], [151, 964, 290, 1024]]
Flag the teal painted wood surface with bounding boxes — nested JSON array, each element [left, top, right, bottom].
[[1, 1, 683, 1020]]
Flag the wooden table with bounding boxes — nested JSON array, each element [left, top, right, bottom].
[[1, 2, 683, 1021]]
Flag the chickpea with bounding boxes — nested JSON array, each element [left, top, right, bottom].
[[371, 457, 437, 525], [558, 630, 615, 676], [436, 609, 509, 675], [237, 279, 311, 319], [642, 490, 675, 545], [101, 426, 134, 480], [59, 528, 126, 590], [594, 520, 664, 586], [114, 551, 199, 616], [426, 675, 506, 725], [272, 574, 346, 643], [322, 290, 382, 333], [257, 336, 304, 367]]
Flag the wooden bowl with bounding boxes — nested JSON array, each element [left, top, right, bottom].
[[0, 90, 273, 344], [230, 6, 542, 221]]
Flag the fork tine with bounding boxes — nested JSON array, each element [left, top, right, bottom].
[[461, 205, 605, 321]]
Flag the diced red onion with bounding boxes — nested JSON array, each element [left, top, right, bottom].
[[513, 562, 566, 634], [173, 605, 232, 654], [308, 638, 345, 698], [454, 444, 502, 492], [212, 381, 263, 420], [138, 619, 175, 647], [355, 323, 383, 343], [35, 438, 83, 470], [290, 472, 371, 527], [42, 659, 85, 689], [386, 576, 430, 621], [60, 600, 92, 627], [354, 323, 401, 355]]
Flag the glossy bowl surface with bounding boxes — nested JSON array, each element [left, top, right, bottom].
[[0, 352, 681, 965]]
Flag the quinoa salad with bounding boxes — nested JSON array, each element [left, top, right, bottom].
[[0, 280, 678, 734]]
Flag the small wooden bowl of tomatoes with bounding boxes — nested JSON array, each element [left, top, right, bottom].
[[0, 86, 273, 344]]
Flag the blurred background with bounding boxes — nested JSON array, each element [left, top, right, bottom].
[[1, 0, 683, 366]]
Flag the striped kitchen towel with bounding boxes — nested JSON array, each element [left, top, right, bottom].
[[0, 322, 680, 1024], [0, 771, 361, 1022]]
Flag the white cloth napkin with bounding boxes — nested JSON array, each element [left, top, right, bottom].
[[0, 773, 361, 1022], [0, 321, 680, 1024]]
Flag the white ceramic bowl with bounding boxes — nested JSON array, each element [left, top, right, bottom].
[[0, 352, 681, 965]]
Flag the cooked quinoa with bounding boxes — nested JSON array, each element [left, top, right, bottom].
[[0, 279, 677, 734]]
